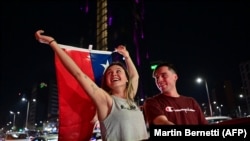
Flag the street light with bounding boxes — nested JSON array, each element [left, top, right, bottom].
[[9, 111, 20, 130], [216, 106, 221, 115], [22, 98, 36, 130], [239, 93, 250, 115], [196, 77, 213, 116]]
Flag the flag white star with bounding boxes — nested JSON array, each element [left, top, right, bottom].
[[101, 60, 110, 74]]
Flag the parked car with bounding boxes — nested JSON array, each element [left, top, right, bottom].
[[205, 116, 232, 124], [4, 132, 29, 141], [0, 133, 5, 141], [217, 117, 250, 125], [31, 137, 46, 141], [31, 133, 58, 141]]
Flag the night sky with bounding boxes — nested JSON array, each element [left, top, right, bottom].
[[1, 1, 249, 127]]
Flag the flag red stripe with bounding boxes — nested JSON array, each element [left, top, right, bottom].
[[55, 48, 96, 141]]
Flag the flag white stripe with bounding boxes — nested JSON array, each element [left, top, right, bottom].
[[58, 44, 112, 55]]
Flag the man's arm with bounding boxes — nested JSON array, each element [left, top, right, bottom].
[[153, 115, 175, 125], [144, 99, 175, 125]]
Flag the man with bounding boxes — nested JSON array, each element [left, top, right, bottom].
[[144, 62, 208, 125]]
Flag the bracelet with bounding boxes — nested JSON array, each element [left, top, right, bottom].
[[124, 56, 130, 59], [49, 39, 56, 45], [123, 56, 130, 60]]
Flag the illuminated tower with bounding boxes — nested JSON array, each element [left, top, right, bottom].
[[96, 0, 108, 50]]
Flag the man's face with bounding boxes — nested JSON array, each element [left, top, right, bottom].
[[153, 66, 178, 93]]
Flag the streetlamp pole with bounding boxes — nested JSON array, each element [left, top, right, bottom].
[[10, 111, 19, 130], [22, 97, 35, 130], [25, 101, 30, 129], [196, 77, 213, 116], [204, 79, 213, 116], [216, 106, 221, 115], [10, 111, 16, 128]]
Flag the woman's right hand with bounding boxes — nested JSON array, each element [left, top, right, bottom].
[[35, 30, 54, 45]]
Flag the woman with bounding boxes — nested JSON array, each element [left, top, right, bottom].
[[35, 30, 148, 141]]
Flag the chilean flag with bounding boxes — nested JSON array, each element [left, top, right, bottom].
[[54, 44, 118, 141]]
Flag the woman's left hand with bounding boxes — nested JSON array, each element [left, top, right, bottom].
[[115, 45, 129, 58]]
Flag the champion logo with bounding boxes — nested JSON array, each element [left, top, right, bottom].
[[165, 106, 195, 113]]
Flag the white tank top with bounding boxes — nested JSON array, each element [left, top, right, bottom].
[[100, 95, 149, 141]]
